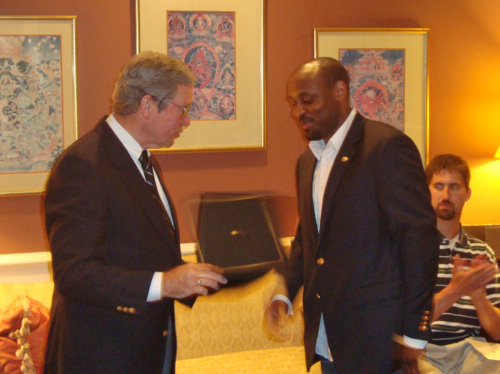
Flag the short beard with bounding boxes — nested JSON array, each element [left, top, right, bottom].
[[303, 128, 322, 141], [435, 208, 456, 221]]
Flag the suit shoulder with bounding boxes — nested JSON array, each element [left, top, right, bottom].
[[48, 121, 114, 183], [297, 147, 315, 165], [362, 118, 404, 139], [66, 128, 101, 155], [360, 117, 417, 150], [54, 119, 110, 161]]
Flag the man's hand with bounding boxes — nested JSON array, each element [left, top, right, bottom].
[[433, 254, 497, 322], [451, 254, 496, 298], [392, 341, 422, 374], [264, 299, 292, 342], [161, 263, 227, 299]]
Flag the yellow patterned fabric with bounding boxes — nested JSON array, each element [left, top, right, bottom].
[[176, 346, 321, 374], [175, 269, 305, 360], [0, 282, 54, 311]]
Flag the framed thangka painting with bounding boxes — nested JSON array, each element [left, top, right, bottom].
[[136, 0, 265, 152], [0, 16, 77, 195], [167, 11, 235, 121], [315, 29, 428, 164]]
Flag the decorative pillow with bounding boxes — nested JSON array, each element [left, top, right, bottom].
[[0, 294, 50, 374]]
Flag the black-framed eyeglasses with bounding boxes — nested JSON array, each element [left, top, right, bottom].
[[167, 100, 191, 118]]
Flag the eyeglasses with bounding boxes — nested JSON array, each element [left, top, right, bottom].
[[167, 100, 191, 118]]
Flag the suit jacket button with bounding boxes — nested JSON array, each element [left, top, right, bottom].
[[316, 293, 321, 299], [129, 307, 137, 314], [423, 310, 430, 315], [117, 306, 123, 312], [418, 326, 428, 332], [123, 307, 129, 313], [317, 258, 325, 265], [163, 330, 168, 337], [341, 156, 349, 162]]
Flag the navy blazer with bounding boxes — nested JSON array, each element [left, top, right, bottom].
[[286, 114, 439, 374], [43, 117, 185, 374]]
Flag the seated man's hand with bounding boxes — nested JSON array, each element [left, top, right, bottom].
[[450, 254, 496, 298], [264, 299, 292, 342], [161, 263, 227, 299]]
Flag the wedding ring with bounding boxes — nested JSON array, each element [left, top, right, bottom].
[[197, 279, 202, 286]]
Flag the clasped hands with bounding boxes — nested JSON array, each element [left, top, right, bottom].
[[161, 263, 227, 299], [449, 254, 497, 299]]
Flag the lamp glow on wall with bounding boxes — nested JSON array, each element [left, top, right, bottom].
[[496, 145, 500, 158]]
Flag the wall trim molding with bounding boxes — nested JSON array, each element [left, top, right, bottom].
[[0, 237, 294, 283]]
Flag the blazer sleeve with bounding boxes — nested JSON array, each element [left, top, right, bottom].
[[45, 152, 155, 315], [376, 132, 440, 340], [282, 158, 307, 302]]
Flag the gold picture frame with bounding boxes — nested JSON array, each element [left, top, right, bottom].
[[315, 28, 429, 163], [136, 0, 266, 152], [0, 16, 78, 195]]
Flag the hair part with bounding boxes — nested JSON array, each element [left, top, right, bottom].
[[111, 51, 196, 116], [425, 154, 471, 190]]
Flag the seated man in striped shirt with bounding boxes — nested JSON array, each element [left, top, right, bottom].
[[420, 154, 500, 373]]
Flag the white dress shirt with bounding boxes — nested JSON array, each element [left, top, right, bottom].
[[106, 113, 172, 302]]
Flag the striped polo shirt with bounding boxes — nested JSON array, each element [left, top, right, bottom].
[[430, 228, 500, 345]]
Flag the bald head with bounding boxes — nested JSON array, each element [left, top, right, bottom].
[[291, 57, 350, 96]]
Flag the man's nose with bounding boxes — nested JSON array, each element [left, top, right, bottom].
[[442, 186, 450, 199], [291, 103, 305, 120]]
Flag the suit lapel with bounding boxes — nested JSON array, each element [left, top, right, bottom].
[[301, 151, 320, 246], [151, 158, 180, 244], [318, 114, 364, 243], [95, 119, 180, 254]]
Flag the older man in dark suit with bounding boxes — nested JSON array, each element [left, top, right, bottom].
[[265, 57, 439, 374], [43, 51, 227, 374]]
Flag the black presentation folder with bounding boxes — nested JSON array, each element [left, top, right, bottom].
[[197, 193, 285, 282]]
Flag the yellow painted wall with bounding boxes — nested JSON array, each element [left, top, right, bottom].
[[461, 157, 500, 225]]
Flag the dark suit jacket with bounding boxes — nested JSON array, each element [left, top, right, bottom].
[[43, 117, 185, 374], [286, 114, 439, 374]]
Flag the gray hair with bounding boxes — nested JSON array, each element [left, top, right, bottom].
[[111, 51, 196, 116]]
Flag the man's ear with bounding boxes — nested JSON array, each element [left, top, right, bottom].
[[334, 81, 348, 100], [465, 188, 472, 202], [138, 95, 155, 119]]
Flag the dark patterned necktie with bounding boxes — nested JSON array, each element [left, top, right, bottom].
[[139, 149, 173, 227]]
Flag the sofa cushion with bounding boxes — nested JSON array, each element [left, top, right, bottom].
[[176, 346, 321, 374], [0, 295, 50, 374]]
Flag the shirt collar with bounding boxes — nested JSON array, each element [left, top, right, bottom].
[[439, 225, 468, 247], [309, 108, 357, 160], [458, 225, 468, 246], [106, 113, 147, 161]]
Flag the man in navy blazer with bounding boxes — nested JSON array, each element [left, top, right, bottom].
[[43, 52, 227, 374], [265, 58, 439, 374]]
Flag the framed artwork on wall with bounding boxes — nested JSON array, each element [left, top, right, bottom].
[[136, 0, 266, 152], [0, 16, 78, 195], [315, 28, 429, 164]]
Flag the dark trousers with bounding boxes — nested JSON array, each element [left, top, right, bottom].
[[321, 359, 339, 374], [321, 359, 406, 374]]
